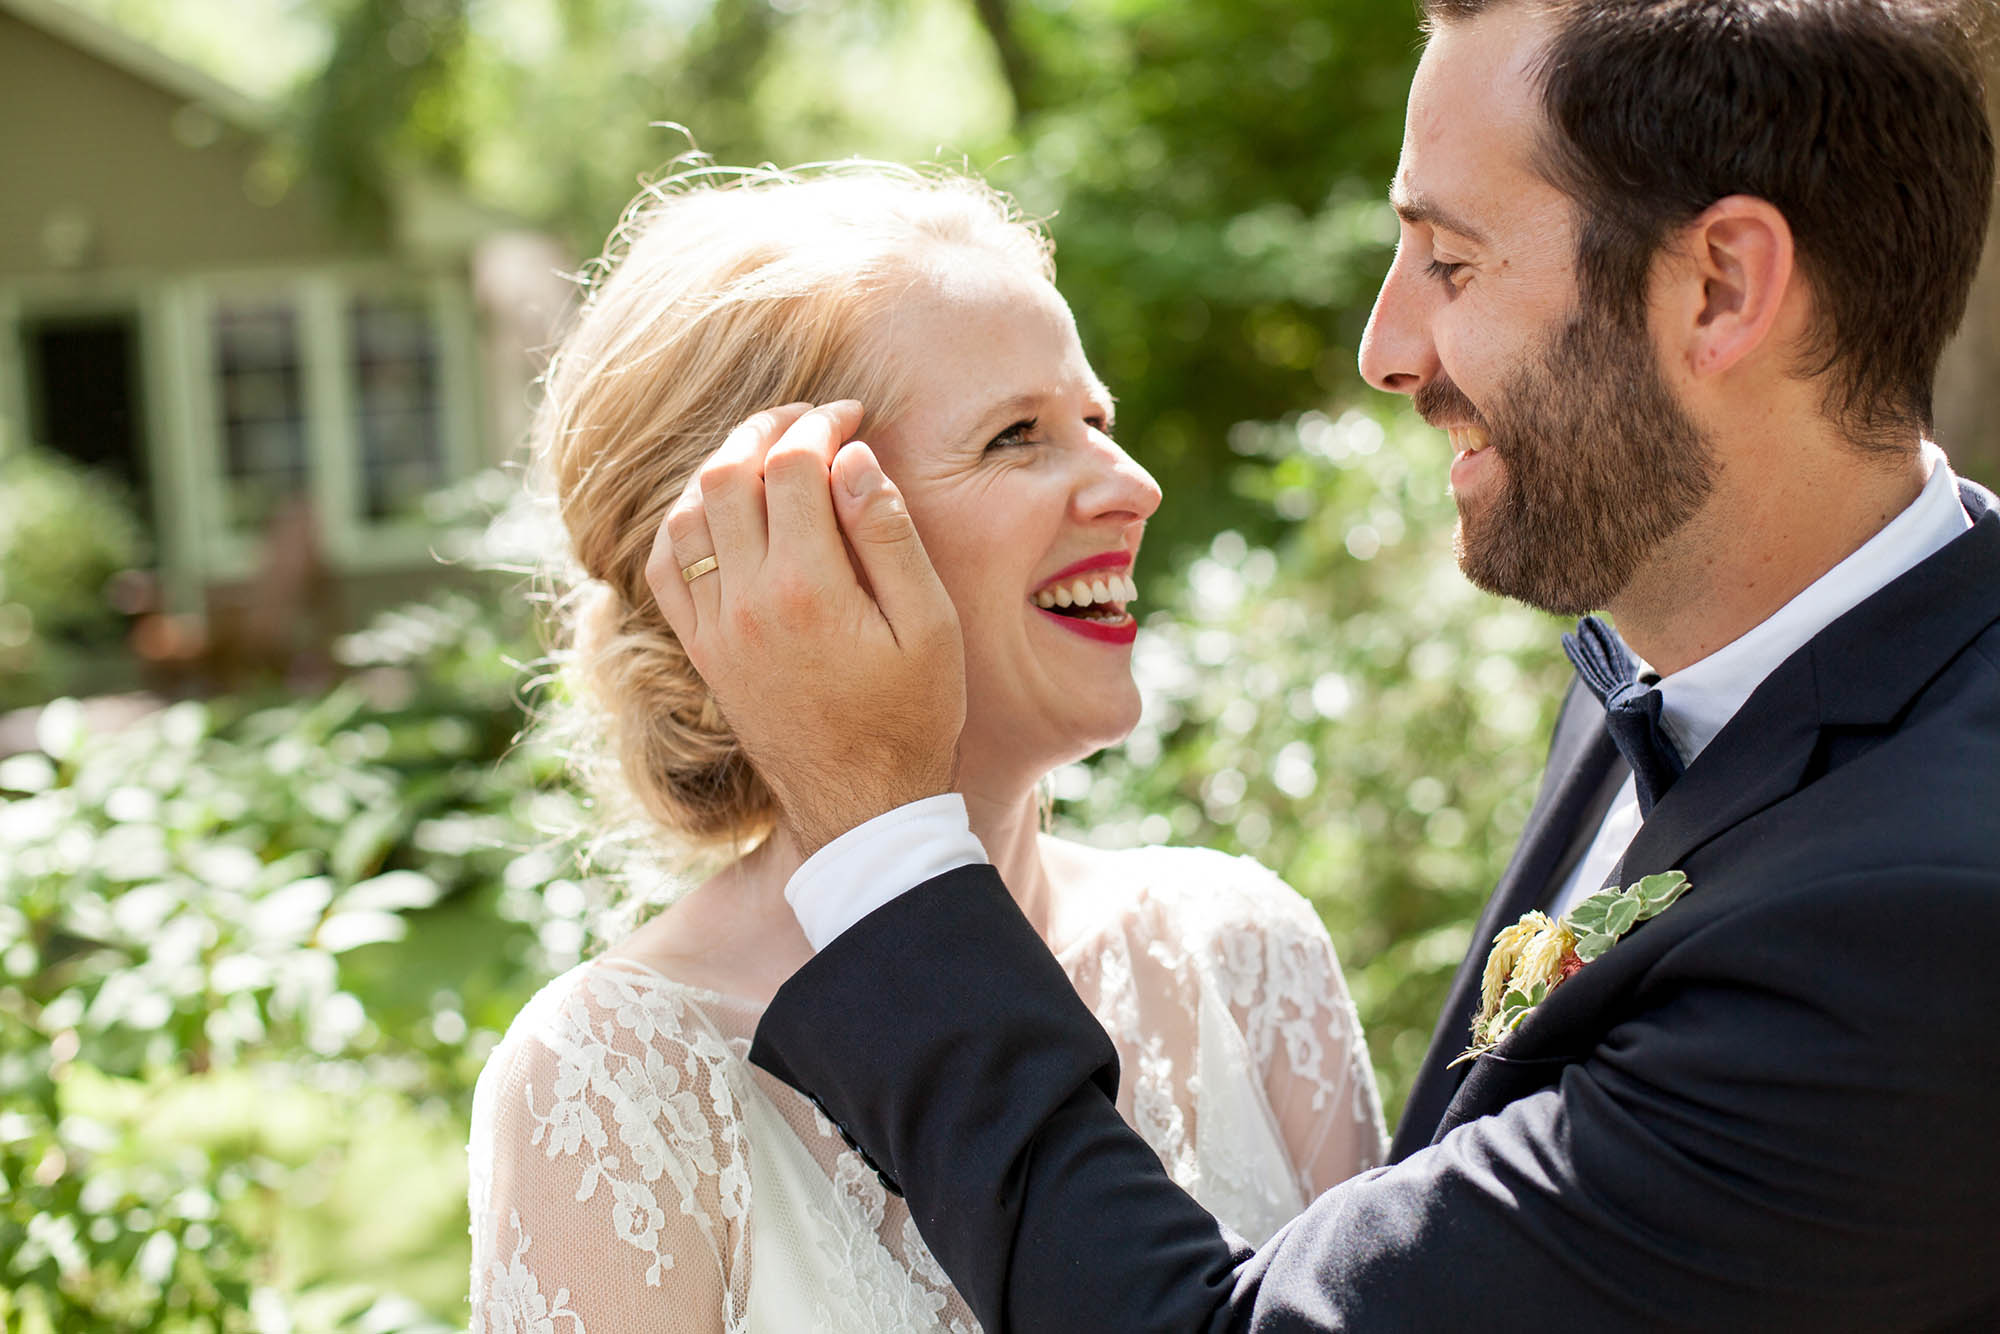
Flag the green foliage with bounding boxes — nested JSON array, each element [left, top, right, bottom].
[[287, 0, 1014, 259], [1053, 406, 1574, 1118], [0, 444, 150, 711], [269, 0, 1420, 568], [298, 0, 473, 236], [0, 588, 598, 1331], [984, 0, 1421, 563], [1495, 980, 1549, 1037], [1569, 870, 1690, 962]]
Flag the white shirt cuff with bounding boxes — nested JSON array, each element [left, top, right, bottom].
[[783, 794, 989, 950]]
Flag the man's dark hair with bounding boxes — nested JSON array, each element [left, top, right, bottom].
[[1424, 0, 1994, 445]]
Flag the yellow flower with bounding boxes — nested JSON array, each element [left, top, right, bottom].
[[1516, 919, 1577, 995], [1459, 872, 1692, 1067], [1479, 911, 1551, 1024]]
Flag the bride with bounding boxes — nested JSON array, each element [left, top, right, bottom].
[[467, 161, 1385, 1333]]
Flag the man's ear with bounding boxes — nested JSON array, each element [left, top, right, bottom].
[[1664, 194, 1799, 381]]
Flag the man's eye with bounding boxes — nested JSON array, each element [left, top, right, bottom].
[[1426, 258, 1467, 287], [988, 419, 1038, 450]]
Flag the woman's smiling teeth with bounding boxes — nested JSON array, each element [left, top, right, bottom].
[[1449, 426, 1492, 456], [1034, 573, 1139, 617]]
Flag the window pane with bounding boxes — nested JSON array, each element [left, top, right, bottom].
[[213, 302, 307, 531], [351, 295, 445, 522]]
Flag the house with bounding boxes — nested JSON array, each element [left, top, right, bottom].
[[0, 0, 568, 680]]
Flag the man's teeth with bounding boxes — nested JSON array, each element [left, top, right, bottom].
[[1034, 573, 1139, 611], [1449, 426, 1492, 456]]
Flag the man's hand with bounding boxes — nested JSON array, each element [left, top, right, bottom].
[[646, 401, 965, 857]]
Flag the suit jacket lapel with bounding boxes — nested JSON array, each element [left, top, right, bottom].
[[1618, 481, 2000, 884], [1407, 482, 2000, 1156], [1390, 680, 1622, 1160], [1610, 651, 1821, 884]]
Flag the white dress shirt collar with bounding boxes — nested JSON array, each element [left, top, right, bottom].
[[1551, 444, 1972, 918], [1654, 443, 1971, 764]]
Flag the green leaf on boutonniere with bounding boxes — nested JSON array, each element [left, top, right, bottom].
[[1454, 870, 1694, 1065], [1604, 893, 1642, 936], [1632, 870, 1691, 919], [1567, 896, 1610, 933], [1573, 929, 1618, 963], [1567, 870, 1691, 962], [1497, 981, 1548, 1035]]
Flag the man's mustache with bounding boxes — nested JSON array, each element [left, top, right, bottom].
[[1414, 375, 1483, 431]]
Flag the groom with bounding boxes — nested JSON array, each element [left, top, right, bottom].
[[653, 0, 2000, 1328]]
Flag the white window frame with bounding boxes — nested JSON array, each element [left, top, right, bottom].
[[189, 262, 481, 580], [325, 272, 482, 566], [0, 260, 483, 606]]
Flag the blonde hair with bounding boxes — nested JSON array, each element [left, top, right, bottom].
[[533, 158, 1053, 866]]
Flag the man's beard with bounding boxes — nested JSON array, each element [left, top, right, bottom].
[[1417, 306, 1717, 617]]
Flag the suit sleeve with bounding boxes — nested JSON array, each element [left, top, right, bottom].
[[750, 864, 2000, 1333]]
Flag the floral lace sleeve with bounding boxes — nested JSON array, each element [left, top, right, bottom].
[[1186, 853, 1389, 1201], [468, 964, 753, 1334], [1065, 846, 1388, 1246]]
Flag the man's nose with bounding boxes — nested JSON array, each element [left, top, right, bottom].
[[1358, 249, 1441, 396]]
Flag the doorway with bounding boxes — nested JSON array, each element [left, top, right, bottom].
[[22, 312, 151, 525]]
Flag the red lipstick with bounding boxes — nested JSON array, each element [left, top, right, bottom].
[[1036, 550, 1131, 589], [1035, 606, 1139, 644]]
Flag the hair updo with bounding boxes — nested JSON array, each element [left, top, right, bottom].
[[533, 160, 1053, 860]]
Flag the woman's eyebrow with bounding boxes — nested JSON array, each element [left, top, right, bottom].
[[952, 392, 1042, 446]]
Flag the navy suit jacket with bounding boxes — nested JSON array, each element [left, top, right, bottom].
[[751, 482, 2000, 1331]]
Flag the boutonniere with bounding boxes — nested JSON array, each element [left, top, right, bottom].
[[1450, 871, 1691, 1067]]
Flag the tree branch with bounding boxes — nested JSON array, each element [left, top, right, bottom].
[[968, 0, 1040, 120]]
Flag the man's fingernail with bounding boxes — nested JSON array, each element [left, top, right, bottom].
[[843, 447, 883, 498]]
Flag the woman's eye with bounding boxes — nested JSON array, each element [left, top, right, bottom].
[[988, 418, 1038, 450]]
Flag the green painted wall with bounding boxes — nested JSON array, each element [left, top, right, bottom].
[[0, 12, 364, 278]]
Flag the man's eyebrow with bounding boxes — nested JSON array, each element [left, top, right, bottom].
[[1389, 184, 1489, 245]]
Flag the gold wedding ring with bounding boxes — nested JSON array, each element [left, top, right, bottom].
[[680, 555, 720, 584]]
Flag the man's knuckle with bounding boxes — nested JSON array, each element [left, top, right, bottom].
[[664, 503, 707, 544], [701, 456, 753, 492], [767, 574, 821, 617], [764, 446, 822, 482], [725, 602, 765, 645]]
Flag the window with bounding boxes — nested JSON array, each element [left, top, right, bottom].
[[349, 294, 444, 523], [197, 278, 461, 571], [212, 301, 307, 531]]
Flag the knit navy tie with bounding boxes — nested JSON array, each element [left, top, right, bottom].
[[1562, 615, 1685, 816]]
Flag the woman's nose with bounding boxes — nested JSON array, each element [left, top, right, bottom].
[[1077, 427, 1162, 524]]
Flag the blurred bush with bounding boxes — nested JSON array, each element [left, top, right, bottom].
[[0, 443, 150, 711], [0, 579, 607, 1331]]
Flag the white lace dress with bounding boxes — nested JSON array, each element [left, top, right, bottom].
[[466, 845, 1387, 1333]]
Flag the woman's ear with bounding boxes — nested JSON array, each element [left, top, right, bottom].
[[1666, 194, 1799, 381]]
